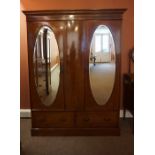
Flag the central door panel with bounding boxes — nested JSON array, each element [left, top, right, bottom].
[[64, 21, 85, 110]]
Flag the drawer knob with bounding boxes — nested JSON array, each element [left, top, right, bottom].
[[104, 118, 110, 121], [84, 118, 90, 122], [60, 118, 66, 122]]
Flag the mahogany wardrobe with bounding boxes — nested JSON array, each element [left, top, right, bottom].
[[24, 9, 126, 136]]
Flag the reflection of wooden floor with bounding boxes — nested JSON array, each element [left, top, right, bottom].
[[89, 63, 115, 105], [37, 64, 60, 106]]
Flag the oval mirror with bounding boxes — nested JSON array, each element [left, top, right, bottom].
[[89, 25, 116, 105], [33, 26, 60, 106]]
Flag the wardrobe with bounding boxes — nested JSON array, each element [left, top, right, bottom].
[[24, 9, 126, 136]]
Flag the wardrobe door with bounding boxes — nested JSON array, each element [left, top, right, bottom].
[[85, 20, 121, 111], [64, 20, 85, 110], [27, 21, 65, 110]]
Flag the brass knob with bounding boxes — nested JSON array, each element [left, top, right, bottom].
[[84, 118, 90, 122], [60, 118, 66, 122], [104, 118, 110, 121]]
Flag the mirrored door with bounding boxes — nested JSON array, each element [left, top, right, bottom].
[[33, 26, 61, 106], [85, 20, 121, 111], [28, 21, 65, 110]]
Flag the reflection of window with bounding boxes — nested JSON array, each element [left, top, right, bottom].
[[41, 34, 44, 59], [102, 34, 109, 52], [95, 35, 102, 52], [94, 33, 110, 53]]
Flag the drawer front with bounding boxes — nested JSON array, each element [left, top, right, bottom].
[[76, 112, 118, 128], [32, 111, 74, 128]]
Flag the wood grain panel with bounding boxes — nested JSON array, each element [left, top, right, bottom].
[[32, 111, 74, 128], [64, 21, 84, 110], [76, 111, 118, 128]]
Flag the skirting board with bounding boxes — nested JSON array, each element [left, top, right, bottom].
[[20, 109, 133, 118], [20, 109, 31, 118]]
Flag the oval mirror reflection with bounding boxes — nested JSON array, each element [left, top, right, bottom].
[[33, 26, 60, 106], [89, 25, 116, 105]]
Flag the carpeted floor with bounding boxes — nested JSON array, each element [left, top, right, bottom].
[[20, 118, 134, 155], [89, 63, 115, 105]]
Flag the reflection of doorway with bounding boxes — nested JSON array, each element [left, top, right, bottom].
[[90, 25, 115, 63]]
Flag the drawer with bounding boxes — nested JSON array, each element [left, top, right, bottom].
[[76, 112, 118, 128], [32, 111, 74, 128]]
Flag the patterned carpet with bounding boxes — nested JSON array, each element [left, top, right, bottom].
[[36, 64, 60, 106]]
